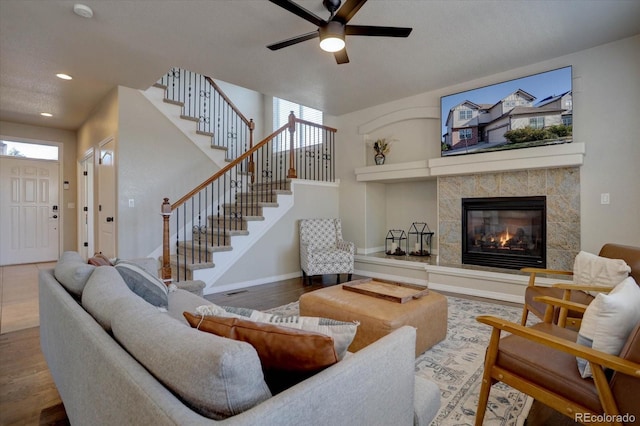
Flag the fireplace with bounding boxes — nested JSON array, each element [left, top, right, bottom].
[[462, 196, 546, 269]]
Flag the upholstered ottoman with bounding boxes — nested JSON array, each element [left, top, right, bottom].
[[299, 281, 448, 356]]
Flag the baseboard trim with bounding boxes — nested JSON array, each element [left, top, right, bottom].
[[203, 271, 302, 296]]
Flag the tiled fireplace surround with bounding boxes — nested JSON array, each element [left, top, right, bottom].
[[437, 166, 580, 271]]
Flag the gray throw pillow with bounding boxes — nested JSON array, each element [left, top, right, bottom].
[[115, 260, 168, 307]]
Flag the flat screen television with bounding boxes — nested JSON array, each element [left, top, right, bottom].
[[440, 66, 572, 157]]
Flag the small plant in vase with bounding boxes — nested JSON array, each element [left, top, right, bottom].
[[373, 138, 391, 165]]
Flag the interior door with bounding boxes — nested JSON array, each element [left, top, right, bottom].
[[0, 156, 60, 265], [97, 138, 116, 258]]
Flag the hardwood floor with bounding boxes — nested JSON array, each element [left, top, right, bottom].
[[0, 267, 576, 426]]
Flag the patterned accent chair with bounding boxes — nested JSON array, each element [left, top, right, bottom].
[[299, 218, 354, 285]]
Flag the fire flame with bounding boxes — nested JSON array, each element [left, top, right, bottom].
[[499, 228, 510, 246]]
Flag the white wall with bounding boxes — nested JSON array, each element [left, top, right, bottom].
[[335, 35, 640, 255], [117, 86, 217, 258]]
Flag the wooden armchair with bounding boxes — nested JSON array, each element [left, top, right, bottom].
[[521, 243, 640, 328], [475, 295, 640, 425]]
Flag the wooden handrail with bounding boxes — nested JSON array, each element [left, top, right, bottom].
[[204, 76, 252, 127], [170, 123, 289, 210], [170, 116, 337, 210]]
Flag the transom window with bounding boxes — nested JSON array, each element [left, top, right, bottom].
[[0, 140, 59, 160]]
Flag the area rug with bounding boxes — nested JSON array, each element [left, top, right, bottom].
[[268, 296, 534, 426]]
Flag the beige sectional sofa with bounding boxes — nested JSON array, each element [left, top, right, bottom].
[[39, 252, 441, 425]]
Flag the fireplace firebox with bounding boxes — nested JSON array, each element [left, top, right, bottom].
[[462, 196, 546, 269]]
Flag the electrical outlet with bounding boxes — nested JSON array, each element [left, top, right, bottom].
[[600, 193, 610, 205], [128, 199, 135, 208]]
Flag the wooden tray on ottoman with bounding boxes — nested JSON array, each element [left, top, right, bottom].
[[342, 278, 429, 303]]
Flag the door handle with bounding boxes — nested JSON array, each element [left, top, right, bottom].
[[52, 215, 58, 219], [106, 217, 114, 222]]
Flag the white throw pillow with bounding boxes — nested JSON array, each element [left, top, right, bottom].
[[573, 251, 631, 296], [576, 276, 640, 378]]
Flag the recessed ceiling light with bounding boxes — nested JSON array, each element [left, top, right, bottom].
[[56, 73, 73, 80], [40, 112, 53, 117], [73, 4, 93, 19]]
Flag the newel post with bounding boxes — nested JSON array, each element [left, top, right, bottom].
[[161, 198, 172, 284], [287, 111, 297, 178]]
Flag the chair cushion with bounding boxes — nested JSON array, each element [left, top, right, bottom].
[[524, 285, 594, 320], [496, 322, 602, 413], [184, 312, 339, 394], [576, 277, 640, 377]]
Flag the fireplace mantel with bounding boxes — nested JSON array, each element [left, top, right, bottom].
[[355, 142, 585, 183]]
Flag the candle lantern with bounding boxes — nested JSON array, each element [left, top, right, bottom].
[[408, 222, 434, 256], [385, 229, 407, 256]]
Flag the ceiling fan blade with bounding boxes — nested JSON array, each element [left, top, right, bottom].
[[268, 0, 326, 27], [267, 31, 319, 50], [345, 25, 413, 37], [334, 0, 367, 24], [334, 48, 349, 64]]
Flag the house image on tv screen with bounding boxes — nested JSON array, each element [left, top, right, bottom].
[[442, 89, 572, 156]]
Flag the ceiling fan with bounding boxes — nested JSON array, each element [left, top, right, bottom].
[[267, 0, 412, 64]]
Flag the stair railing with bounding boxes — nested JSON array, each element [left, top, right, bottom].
[[161, 113, 337, 282], [158, 67, 254, 160]]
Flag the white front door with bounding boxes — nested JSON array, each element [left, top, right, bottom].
[[97, 138, 116, 258], [0, 157, 60, 265]]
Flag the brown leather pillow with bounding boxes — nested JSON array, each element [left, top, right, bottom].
[[88, 253, 113, 266], [183, 312, 338, 394]]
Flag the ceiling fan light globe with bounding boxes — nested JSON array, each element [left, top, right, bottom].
[[319, 21, 346, 52], [320, 36, 345, 52]]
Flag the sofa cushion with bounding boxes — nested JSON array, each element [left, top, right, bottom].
[[111, 299, 271, 420], [81, 266, 143, 331], [204, 305, 358, 360], [54, 251, 96, 297], [573, 250, 631, 296], [184, 312, 339, 394], [576, 276, 640, 377], [114, 260, 168, 308], [166, 288, 211, 325]]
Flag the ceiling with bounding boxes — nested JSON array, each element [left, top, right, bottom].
[[1, 0, 639, 131]]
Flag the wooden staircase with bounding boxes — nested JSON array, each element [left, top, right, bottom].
[[169, 180, 293, 281], [147, 67, 337, 290]]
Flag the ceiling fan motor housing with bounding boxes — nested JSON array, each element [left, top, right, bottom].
[[323, 0, 341, 15]]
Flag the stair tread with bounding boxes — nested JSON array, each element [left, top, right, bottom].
[[169, 255, 214, 270], [163, 98, 183, 107], [180, 114, 199, 122]]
